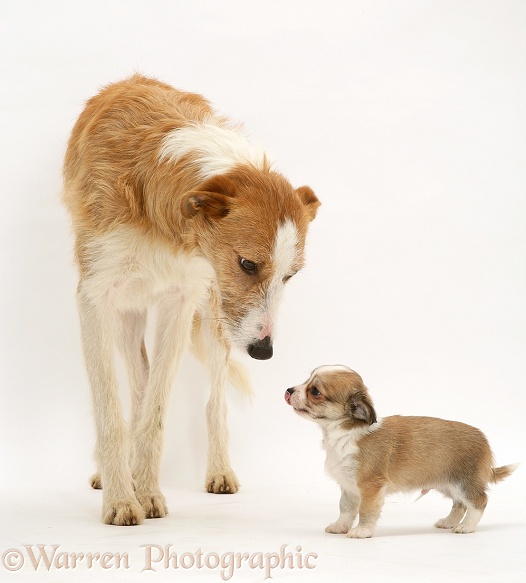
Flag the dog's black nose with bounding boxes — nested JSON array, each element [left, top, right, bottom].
[[248, 336, 273, 360], [286, 388, 295, 395]]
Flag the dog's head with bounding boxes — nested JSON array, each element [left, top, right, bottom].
[[285, 365, 377, 428], [182, 166, 320, 359]]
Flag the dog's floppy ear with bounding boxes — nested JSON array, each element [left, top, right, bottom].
[[295, 185, 321, 222], [347, 391, 377, 425], [181, 175, 237, 220]]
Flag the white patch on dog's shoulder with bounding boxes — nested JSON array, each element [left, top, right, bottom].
[[159, 121, 270, 179]]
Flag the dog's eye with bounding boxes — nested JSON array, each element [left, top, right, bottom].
[[239, 257, 257, 274], [310, 387, 321, 397]]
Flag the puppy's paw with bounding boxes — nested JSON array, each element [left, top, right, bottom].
[[452, 524, 476, 534], [90, 473, 102, 489], [103, 498, 145, 526], [325, 522, 350, 534], [206, 470, 239, 494], [346, 526, 374, 539], [136, 492, 168, 519], [434, 518, 457, 529]]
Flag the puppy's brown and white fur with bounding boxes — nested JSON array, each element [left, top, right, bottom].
[[63, 75, 320, 526], [286, 365, 517, 538]]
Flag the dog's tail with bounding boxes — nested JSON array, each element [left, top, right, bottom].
[[190, 315, 253, 397], [491, 463, 519, 484]]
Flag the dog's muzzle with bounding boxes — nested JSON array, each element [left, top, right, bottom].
[[248, 336, 273, 360]]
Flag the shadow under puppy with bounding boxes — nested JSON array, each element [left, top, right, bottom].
[[285, 365, 517, 538]]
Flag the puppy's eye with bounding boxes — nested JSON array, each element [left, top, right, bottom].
[[240, 257, 257, 274], [310, 387, 321, 397]]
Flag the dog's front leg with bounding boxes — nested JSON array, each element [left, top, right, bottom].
[[325, 487, 360, 534], [205, 354, 239, 494], [90, 310, 150, 491], [131, 290, 197, 518], [77, 288, 145, 526], [199, 314, 239, 494]]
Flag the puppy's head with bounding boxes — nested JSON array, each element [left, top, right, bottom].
[[182, 166, 320, 360], [285, 365, 377, 428]]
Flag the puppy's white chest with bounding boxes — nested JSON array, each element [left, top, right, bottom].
[[323, 430, 361, 489]]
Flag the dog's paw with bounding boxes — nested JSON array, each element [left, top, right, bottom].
[[90, 473, 102, 489], [346, 526, 374, 539], [103, 498, 145, 526], [452, 524, 476, 534], [325, 522, 350, 534], [434, 518, 457, 529], [206, 470, 239, 494], [136, 492, 168, 519]]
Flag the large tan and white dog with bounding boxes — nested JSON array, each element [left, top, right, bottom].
[[63, 75, 320, 525], [286, 365, 517, 537]]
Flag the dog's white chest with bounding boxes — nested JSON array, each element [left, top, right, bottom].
[[82, 226, 215, 310]]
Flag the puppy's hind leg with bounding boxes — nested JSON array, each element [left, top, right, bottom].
[[453, 490, 487, 534], [434, 499, 467, 529], [77, 287, 144, 525]]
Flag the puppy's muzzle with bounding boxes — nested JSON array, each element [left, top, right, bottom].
[[248, 336, 273, 360], [285, 387, 294, 404]]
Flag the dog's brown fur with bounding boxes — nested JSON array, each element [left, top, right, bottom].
[[63, 75, 319, 525]]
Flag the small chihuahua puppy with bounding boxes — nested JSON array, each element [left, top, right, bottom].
[[285, 365, 517, 538]]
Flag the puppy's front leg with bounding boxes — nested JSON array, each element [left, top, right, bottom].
[[326, 487, 359, 534], [132, 291, 197, 518], [347, 483, 385, 539]]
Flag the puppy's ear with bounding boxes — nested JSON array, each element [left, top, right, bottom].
[[181, 175, 237, 219], [295, 186, 321, 222], [348, 391, 377, 425]]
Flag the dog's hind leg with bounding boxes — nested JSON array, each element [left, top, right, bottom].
[[132, 289, 200, 517], [77, 286, 144, 525], [118, 310, 150, 434]]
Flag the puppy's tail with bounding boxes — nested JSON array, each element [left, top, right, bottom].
[[491, 463, 519, 484], [190, 314, 253, 397]]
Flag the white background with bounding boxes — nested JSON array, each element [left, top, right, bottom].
[[1, 1, 525, 581]]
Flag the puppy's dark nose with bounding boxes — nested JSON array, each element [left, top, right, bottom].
[[285, 387, 294, 404], [286, 388, 295, 395], [248, 336, 273, 360]]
